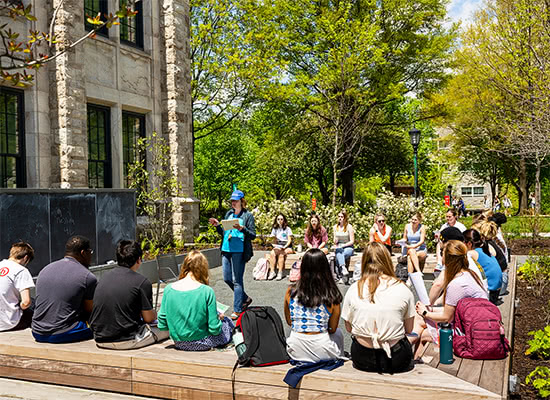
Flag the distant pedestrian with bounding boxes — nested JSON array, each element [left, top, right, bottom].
[[458, 197, 466, 217], [502, 195, 512, 216], [483, 195, 491, 210], [530, 193, 536, 209]]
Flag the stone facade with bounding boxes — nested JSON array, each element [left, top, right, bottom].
[[1, 0, 198, 239]]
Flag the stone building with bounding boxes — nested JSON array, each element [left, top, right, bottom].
[[0, 0, 198, 239]]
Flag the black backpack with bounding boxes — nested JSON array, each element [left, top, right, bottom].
[[234, 306, 289, 367]]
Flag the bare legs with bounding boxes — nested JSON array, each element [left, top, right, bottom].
[[268, 248, 293, 279], [407, 248, 427, 274]]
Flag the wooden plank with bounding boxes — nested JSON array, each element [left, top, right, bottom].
[[0, 354, 131, 380], [133, 365, 501, 400], [456, 358, 483, 386], [0, 365, 132, 394]]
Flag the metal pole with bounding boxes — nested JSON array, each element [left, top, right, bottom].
[[413, 148, 418, 199]]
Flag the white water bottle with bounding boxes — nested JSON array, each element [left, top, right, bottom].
[[233, 329, 246, 357]]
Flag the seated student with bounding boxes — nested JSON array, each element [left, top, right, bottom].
[[268, 213, 294, 280], [475, 220, 508, 295], [284, 248, 345, 362], [369, 213, 393, 255], [90, 240, 169, 349], [434, 209, 466, 275], [304, 214, 329, 255], [415, 240, 488, 355], [463, 229, 502, 304], [342, 242, 415, 373], [158, 251, 234, 351], [401, 212, 427, 275], [32, 236, 97, 343], [333, 210, 355, 284], [0, 242, 35, 332], [429, 227, 488, 305]]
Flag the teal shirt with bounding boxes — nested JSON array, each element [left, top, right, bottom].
[[221, 216, 245, 253], [157, 284, 221, 342]]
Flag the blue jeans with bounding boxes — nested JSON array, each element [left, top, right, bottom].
[[335, 247, 354, 272], [222, 252, 248, 313], [500, 270, 509, 295], [32, 321, 93, 343]]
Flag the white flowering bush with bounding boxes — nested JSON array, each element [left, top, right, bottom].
[[313, 204, 374, 245], [374, 191, 447, 250], [252, 197, 307, 239]]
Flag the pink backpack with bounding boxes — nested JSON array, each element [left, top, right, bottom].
[[453, 297, 510, 360], [289, 260, 301, 282], [253, 257, 269, 280]]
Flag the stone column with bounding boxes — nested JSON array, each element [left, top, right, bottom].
[[48, 0, 89, 188], [160, 0, 199, 241]]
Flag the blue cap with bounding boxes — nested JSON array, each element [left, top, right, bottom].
[[230, 190, 245, 201]]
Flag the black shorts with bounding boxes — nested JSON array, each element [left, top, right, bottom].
[[351, 337, 414, 374]]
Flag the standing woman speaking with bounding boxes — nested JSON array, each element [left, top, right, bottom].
[[209, 190, 256, 319]]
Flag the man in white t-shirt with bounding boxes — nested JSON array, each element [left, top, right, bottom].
[[0, 242, 35, 331]]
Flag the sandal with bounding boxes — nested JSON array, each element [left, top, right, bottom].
[[230, 312, 240, 320]]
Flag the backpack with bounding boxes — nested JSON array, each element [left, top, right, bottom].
[[234, 306, 289, 367], [453, 297, 511, 360], [289, 260, 301, 282], [252, 257, 269, 280]]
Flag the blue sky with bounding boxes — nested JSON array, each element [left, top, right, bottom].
[[447, 0, 483, 25]]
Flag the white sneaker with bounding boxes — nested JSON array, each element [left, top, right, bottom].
[[276, 272, 284, 280], [267, 271, 276, 280]]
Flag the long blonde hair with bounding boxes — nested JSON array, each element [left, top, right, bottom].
[[442, 240, 484, 302], [178, 250, 210, 285], [357, 242, 400, 302]]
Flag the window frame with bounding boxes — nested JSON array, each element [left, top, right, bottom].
[[119, 0, 144, 49], [87, 104, 112, 188], [84, 0, 109, 37], [0, 87, 25, 188], [461, 186, 473, 197], [473, 186, 485, 196], [121, 111, 146, 188]]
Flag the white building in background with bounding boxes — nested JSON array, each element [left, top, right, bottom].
[[0, 0, 198, 239], [436, 128, 492, 211]]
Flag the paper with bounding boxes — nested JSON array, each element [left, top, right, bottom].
[[410, 272, 429, 305], [272, 244, 284, 249], [221, 219, 239, 230], [217, 301, 229, 315], [396, 239, 407, 247]]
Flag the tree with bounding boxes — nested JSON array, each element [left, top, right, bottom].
[[237, 0, 455, 205], [0, 0, 135, 86], [449, 0, 550, 213]]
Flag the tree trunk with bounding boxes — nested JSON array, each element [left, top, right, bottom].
[[535, 159, 541, 214], [389, 173, 396, 194], [517, 157, 529, 213], [340, 166, 355, 205], [331, 165, 338, 206], [315, 168, 331, 205]]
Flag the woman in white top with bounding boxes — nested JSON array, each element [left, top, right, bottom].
[[269, 214, 293, 280], [333, 210, 355, 284], [342, 242, 415, 373]]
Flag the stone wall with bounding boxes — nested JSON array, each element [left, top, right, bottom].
[[2, 0, 199, 239]]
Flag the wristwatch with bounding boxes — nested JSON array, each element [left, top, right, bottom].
[[422, 310, 428, 317]]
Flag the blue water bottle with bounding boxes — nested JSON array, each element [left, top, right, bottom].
[[438, 322, 454, 364]]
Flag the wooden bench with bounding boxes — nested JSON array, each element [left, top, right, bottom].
[[418, 256, 517, 399], [0, 328, 502, 399], [283, 252, 438, 274]]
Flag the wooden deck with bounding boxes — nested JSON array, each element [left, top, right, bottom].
[[0, 257, 515, 400], [419, 256, 517, 399]]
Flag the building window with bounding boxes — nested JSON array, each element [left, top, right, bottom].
[[461, 187, 472, 196], [0, 88, 25, 188], [84, 0, 109, 37], [473, 187, 485, 196], [122, 112, 145, 187], [87, 105, 112, 188], [119, 0, 143, 48]]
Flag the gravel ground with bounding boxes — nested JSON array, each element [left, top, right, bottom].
[[207, 251, 434, 351]]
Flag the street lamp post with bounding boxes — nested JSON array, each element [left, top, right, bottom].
[[409, 127, 421, 199]]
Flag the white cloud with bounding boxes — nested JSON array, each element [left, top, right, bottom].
[[447, 0, 483, 27]]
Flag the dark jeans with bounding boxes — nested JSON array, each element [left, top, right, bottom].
[[351, 337, 414, 374], [32, 321, 93, 344], [489, 290, 500, 305]]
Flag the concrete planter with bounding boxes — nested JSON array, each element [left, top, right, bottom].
[[90, 247, 221, 283]]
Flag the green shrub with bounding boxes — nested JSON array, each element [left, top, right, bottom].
[[526, 366, 550, 398], [518, 255, 550, 297], [526, 326, 550, 359]]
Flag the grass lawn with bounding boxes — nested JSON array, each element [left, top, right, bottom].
[[461, 215, 550, 234]]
